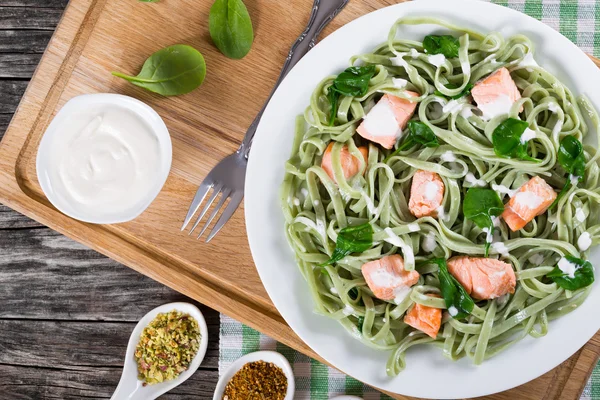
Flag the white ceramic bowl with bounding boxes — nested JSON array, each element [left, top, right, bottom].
[[213, 351, 295, 400], [36, 93, 172, 224], [111, 302, 208, 400], [245, 0, 600, 398]]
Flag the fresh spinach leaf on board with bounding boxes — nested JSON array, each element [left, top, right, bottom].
[[431, 258, 474, 319], [492, 118, 538, 161], [434, 83, 474, 100], [463, 188, 504, 256], [550, 135, 586, 209], [328, 66, 377, 126], [385, 121, 439, 161], [112, 45, 206, 96], [423, 35, 460, 58], [209, 0, 254, 59], [547, 255, 594, 290], [321, 223, 373, 265]]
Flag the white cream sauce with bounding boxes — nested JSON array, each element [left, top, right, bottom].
[[47, 107, 161, 217]]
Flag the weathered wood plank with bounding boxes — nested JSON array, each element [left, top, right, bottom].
[[0, 364, 218, 399], [0, 81, 28, 115], [0, 319, 219, 369], [0, 30, 52, 52], [0, 205, 42, 228], [0, 228, 207, 321], [0, 6, 62, 30], [0, 53, 42, 78], [0, 0, 68, 8]]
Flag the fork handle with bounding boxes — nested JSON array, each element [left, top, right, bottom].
[[238, 0, 349, 159]]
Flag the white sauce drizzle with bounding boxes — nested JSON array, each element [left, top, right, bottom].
[[465, 172, 487, 187], [558, 257, 578, 278], [393, 286, 412, 305], [409, 48, 419, 59], [520, 128, 537, 144], [392, 78, 408, 88], [428, 54, 446, 67], [448, 306, 458, 317], [491, 242, 510, 256], [569, 174, 580, 186], [330, 287, 338, 295], [519, 52, 539, 68], [440, 151, 457, 162], [442, 100, 465, 115], [575, 208, 586, 222], [460, 107, 473, 119], [407, 223, 420, 232], [477, 94, 514, 120], [548, 102, 560, 113], [424, 181, 440, 200], [390, 55, 409, 68], [492, 183, 517, 197], [384, 227, 404, 247], [422, 232, 437, 252], [514, 191, 544, 210], [578, 232, 592, 251], [343, 305, 355, 316], [362, 98, 402, 139]]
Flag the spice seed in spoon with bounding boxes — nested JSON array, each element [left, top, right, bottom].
[[223, 360, 288, 399]]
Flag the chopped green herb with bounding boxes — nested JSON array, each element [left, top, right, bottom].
[[423, 35, 460, 58], [431, 258, 474, 319], [385, 121, 439, 161], [547, 255, 594, 290], [327, 66, 377, 126], [321, 223, 373, 265], [463, 188, 504, 256], [492, 118, 538, 161], [550, 135, 586, 209]]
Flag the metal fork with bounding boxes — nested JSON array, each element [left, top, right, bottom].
[[181, 0, 349, 242]]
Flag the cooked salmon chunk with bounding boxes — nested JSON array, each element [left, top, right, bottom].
[[501, 176, 557, 231], [447, 256, 516, 300], [356, 92, 419, 149], [321, 142, 368, 184], [403, 295, 442, 339], [408, 170, 445, 218], [471, 67, 522, 120], [361, 255, 419, 301]]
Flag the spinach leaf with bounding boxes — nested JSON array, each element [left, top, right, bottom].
[[423, 35, 460, 58], [112, 45, 206, 96], [558, 136, 586, 177], [357, 316, 365, 332], [550, 136, 586, 209], [434, 83, 474, 100], [209, 0, 254, 59], [328, 66, 377, 126], [321, 223, 373, 265], [463, 188, 504, 256], [547, 255, 594, 290], [431, 258, 474, 319], [385, 121, 439, 161], [492, 118, 538, 161]]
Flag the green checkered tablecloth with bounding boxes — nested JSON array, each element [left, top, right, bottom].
[[219, 1, 600, 398]]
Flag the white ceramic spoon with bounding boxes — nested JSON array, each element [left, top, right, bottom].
[[111, 302, 208, 400], [212, 351, 295, 400]]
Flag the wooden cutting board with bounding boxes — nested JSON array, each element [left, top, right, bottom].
[[0, 0, 598, 398]]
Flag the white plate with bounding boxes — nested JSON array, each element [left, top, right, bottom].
[[245, 0, 600, 398]]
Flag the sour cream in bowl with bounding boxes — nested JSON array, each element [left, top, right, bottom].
[[36, 93, 172, 224]]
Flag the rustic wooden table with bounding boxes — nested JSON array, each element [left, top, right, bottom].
[[0, 2, 219, 397]]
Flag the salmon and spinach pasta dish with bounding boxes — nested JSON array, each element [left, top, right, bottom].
[[280, 17, 600, 376]]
